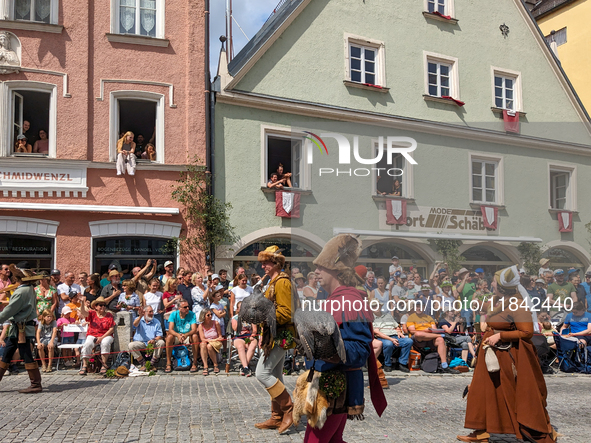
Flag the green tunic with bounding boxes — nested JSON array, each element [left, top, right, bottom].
[[0, 284, 37, 337]]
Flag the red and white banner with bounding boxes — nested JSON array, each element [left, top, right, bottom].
[[503, 109, 520, 133], [480, 205, 498, 230], [386, 199, 407, 225], [275, 191, 300, 218], [558, 211, 572, 232]]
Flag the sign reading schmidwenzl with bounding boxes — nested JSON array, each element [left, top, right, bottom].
[[383, 206, 489, 232]]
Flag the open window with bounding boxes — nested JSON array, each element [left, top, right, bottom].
[[549, 165, 576, 211], [372, 139, 412, 198], [4, 83, 56, 158], [265, 134, 304, 190], [109, 91, 164, 163]]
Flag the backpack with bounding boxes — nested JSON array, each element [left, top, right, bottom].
[[110, 351, 131, 370], [421, 352, 440, 373], [172, 345, 192, 371]]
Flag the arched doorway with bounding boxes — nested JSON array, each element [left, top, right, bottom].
[[233, 237, 321, 278], [358, 241, 430, 280], [543, 248, 585, 273], [461, 245, 514, 280]]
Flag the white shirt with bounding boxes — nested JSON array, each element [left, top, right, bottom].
[[143, 291, 163, 313], [231, 286, 253, 310], [389, 264, 403, 276], [57, 283, 81, 314]]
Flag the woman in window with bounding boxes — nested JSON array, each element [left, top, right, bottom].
[[33, 129, 49, 154], [116, 131, 137, 176], [14, 135, 32, 153], [141, 143, 156, 161], [392, 178, 402, 197]]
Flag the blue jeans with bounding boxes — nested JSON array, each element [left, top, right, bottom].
[[461, 309, 473, 327], [378, 336, 413, 366]]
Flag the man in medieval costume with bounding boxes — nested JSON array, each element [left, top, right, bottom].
[[0, 264, 43, 393]]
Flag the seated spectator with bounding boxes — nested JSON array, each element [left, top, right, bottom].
[[56, 306, 76, 366], [230, 273, 252, 317], [267, 172, 285, 189], [406, 303, 459, 374], [276, 163, 292, 187], [79, 296, 116, 375], [165, 300, 199, 373], [36, 310, 57, 373], [198, 308, 223, 376], [541, 320, 557, 350], [130, 306, 165, 371], [116, 131, 137, 176], [560, 302, 591, 346], [231, 301, 258, 376], [209, 284, 227, 336], [118, 279, 142, 324], [33, 129, 49, 154], [438, 310, 476, 365], [369, 277, 391, 315], [373, 304, 412, 373], [14, 134, 32, 153], [141, 143, 156, 161], [191, 272, 210, 320]]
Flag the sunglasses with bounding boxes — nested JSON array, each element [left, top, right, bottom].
[[96, 304, 106, 308], [180, 306, 189, 310], [205, 313, 212, 317]]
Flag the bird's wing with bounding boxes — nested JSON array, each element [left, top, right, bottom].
[[298, 328, 315, 361], [332, 326, 347, 363]]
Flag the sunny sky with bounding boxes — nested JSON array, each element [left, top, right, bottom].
[[209, 0, 282, 76]]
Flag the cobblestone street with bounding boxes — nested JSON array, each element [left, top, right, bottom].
[[0, 371, 588, 443]]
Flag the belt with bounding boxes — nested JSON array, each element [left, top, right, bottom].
[[345, 367, 362, 372]]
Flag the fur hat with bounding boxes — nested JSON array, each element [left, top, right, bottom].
[[313, 234, 362, 272], [9, 264, 42, 283], [257, 245, 286, 268]]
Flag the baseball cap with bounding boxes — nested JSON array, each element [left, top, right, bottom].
[[519, 268, 526, 274], [108, 264, 118, 271], [51, 269, 61, 276], [475, 268, 484, 274], [554, 269, 564, 275], [211, 273, 220, 281], [17, 134, 27, 140], [213, 284, 225, 293], [440, 280, 453, 287], [535, 278, 545, 284], [586, 271, 591, 276], [437, 268, 446, 274], [568, 268, 579, 275], [458, 268, 469, 275], [164, 260, 174, 267], [61, 306, 72, 315], [391, 256, 399, 260], [394, 271, 401, 277]]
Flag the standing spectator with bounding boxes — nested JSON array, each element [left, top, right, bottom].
[[165, 300, 199, 373], [116, 131, 137, 176], [527, 278, 547, 311], [50, 269, 62, 292], [83, 274, 102, 305], [230, 273, 252, 317], [373, 305, 412, 372], [456, 268, 476, 329], [129, 306, 165, 371], [547, 269, 576, 320], [582, 271, 591, 311], [293, 273, 306, 305], [36, 310, 57, 372], [159, 261, 175, 286], [302, 272, 318, 302], [439, 280, 456, 311], [231, 301, 258, 376], [57, 272, 81, 316], [143, 279, 164, 329], [370, 277, 391, 315], [79, 296, 115, 375], [228, 266, 247, 290], [132, 259, 157, 298], [191, 273, 210, 321], [218, 269, 230, 293], [571, 275, 587, 305], [0, 264, 11, 292], [118, 280, 142, 324], [209, 285, 227, 336], [100, 269, 123, 313], [539, 258, 551, 276], [390, 273, 408, 302], [543, 270, 554, 286], [177, 270, 195, 310], [364, 271, 378, 292], [412, 273, 422, 291], [198, 308, 223, 375], [77, 272, 88, 292], [35, 272, 58, 316]]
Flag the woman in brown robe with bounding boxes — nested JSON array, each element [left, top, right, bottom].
[[458, 266, 556, 443]]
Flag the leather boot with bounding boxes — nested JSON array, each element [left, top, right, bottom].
[[18, 363, 42, 394], [0, 361, 8, 383], [274, 384, 294, 434], [254, 400, 282, 429]]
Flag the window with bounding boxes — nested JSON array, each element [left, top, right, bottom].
[[549, 168, 574, 210], [350, 44, 377, 85], [491, 68, 522, 112], [428, 0, 446, 14], [424, 52, 459, 99], [109, 91, 164, 163], [111, 0, 164, 38], [472, 160, 496, 203], [266, 134, 304, 189], [2, 81, 57, 157], [4, 0, 58, 24], [373, 139, 413, 198], [0, 234, 53, 272]]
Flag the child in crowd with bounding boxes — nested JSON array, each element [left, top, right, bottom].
[[231, 301, 258, 377], [209, 284, 227, 336], [541, 321, 558, 350], [36, 309, 58, 372], [57, 306, 75, 366], [389, 256, 403, 284]]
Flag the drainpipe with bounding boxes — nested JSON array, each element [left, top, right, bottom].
[[204, 0, 213, 265]]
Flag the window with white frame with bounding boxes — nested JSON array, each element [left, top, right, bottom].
[[471, 159, 498, 204], [265, 134, 304, 190], [112, 0, 165, 38], [4, 0, 58, 24], [349, 44, 377, 85], [492, 68, 521, 112], [2, 82, 57, 157], [109, 91, 164, 163], [372, 139, 412, 198], [550, 168, 574, 210], [427, 0, 446, 14], [424, 53, 459, 99]]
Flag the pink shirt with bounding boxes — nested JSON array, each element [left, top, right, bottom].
[[203, 322, 219, 340], [57, 317, 74, 338]]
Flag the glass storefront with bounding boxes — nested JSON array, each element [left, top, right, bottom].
[[359, 242, 428, 280], [0, 235, 54, 272], [93, 237, 176, 279], [542, 248, 585, 273]]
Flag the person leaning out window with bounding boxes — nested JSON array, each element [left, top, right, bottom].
[[116, 131, 137, 176]]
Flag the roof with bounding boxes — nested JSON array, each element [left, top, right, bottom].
[[531, 0, 580, 18], [227, 0, 305, 77]]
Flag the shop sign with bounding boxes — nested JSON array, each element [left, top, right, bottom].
[[0, 161, 88, 197], [381, 205, 490, 233]]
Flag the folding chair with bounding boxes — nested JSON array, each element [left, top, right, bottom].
[[56, 324, 87, 371], [554, 333, 585, 373]]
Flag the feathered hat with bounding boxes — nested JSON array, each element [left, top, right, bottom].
[[257, 245, 286, 268], [9, 263, 42, 283], [313, 234, 362, 272]]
